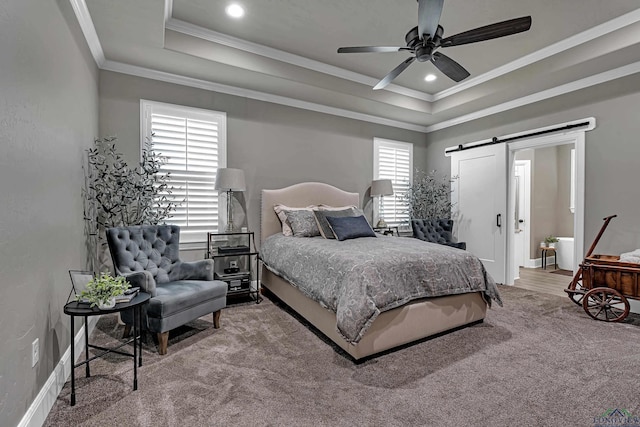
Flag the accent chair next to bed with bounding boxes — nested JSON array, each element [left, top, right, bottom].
[[106, 225, 228, 355], [411, 218, 466, 250]]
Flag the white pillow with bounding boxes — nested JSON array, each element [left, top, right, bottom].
[[273, 204, 317, 236], [318, 204, 358, 211]]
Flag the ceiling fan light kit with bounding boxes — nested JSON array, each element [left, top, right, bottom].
[[337, 0, 532, 90]]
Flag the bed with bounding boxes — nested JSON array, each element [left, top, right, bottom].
[[260, 182, 500, 360]]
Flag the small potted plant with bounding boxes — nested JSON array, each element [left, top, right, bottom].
[[544, 235, 559, 249], [77, 272, 130, 309]]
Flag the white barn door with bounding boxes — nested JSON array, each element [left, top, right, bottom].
[[450, 144, 508, 284]]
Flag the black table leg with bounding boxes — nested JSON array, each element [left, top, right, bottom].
[[138, 306, 143, 367], [133, 307, 138, 391], [70, 315, 76, 406], [255, 256, 260, 304], [84, 315, 90, 378]]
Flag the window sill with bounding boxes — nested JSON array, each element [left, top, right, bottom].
[[179, 241, 207, 252]]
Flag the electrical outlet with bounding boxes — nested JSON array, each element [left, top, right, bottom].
[[32, 338, 39, 368]]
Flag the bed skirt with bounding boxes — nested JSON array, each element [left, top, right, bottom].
[[261, 267, 487, 360]]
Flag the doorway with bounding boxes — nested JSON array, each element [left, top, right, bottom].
[[512, 160, 530, 279], [507, 131, 586, 285], [447, 118, 592, 286]]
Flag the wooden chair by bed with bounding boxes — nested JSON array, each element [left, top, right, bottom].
[[260, 182, 487, 360]]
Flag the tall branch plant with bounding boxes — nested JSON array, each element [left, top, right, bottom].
[[402, 169, 455, 220], [83, 136, 180, 271]]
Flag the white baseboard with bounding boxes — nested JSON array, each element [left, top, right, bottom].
[[524, 257, 543, 268], [522, 256, 558, 269], [18, 316, 99, 427]]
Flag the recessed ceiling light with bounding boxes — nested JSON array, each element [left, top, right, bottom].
[[424, 74, 437, 82], [225, 3, 245, 18]]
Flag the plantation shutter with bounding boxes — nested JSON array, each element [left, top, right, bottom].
[[373, 138, 413, 228], [141, 100, 227, 244]]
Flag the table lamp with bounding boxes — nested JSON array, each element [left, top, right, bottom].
[[370, 179, 394, 228], [215, 168, 246, 232]]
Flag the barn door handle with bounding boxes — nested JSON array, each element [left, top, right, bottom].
[[497, 214, 502, 227]]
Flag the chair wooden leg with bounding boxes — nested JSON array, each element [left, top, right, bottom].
[[213, 310, 221, 329], [122, 325, 132, 339], [157, 332, 169, 355]]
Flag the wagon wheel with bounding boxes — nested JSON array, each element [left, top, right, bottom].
[[582, 287, 630, 322], [564, 280, 587, 306]]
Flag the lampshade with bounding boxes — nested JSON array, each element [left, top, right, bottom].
[[214, 168, 246, 191], [370, 179, 394, 197]]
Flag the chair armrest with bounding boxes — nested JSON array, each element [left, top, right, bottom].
[[122, 271, 157, 297], [445, 241, 467, 250], [178, 259, 214, 281]]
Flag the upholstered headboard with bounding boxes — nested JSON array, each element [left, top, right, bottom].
[[261, 182, 359, 243]]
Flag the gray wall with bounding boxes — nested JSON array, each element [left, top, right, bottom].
[[98, 70, 429, 252], [516, 145, 575, 259], [424, 73, 640, 257], [556, 144, 574, 238], [531, 146, 559, 256], [0, 1, 99, 425]]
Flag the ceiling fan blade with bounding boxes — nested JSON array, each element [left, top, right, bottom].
[[373, 57, 416, 90], [337, 46, 408, 53], [441, 16, 532, 47], [418, 0, 444, 40], [431, 52, 470, 82]]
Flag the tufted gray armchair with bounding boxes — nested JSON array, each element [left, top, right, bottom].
[[411, 219, 466, 250], [106, 225, 227, 355]]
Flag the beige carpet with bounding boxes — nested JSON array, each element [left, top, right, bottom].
[[45, 286, 640, 427]]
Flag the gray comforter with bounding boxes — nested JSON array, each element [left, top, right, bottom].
[[260, 233, 502, 344]]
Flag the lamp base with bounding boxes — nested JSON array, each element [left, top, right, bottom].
[[225, 190, 235, 233], [376, 219, 388, 228]]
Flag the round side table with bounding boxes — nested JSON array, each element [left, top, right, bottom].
[[64, 292, 150, 406]]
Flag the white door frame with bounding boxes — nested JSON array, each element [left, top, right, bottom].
[[506, 130, 587, 285], [513, 160, 531, 278]]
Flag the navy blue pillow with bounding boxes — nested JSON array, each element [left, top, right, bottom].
[[325, 215, 376, 241]]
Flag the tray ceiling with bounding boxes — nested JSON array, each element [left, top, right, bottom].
[[83, 0, 640, 132]]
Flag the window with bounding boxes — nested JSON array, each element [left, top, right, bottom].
[[141, 100, 227, 244], [373, 138, 413, 228]]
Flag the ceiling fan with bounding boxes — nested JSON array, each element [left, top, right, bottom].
[[337, 0, 532, 90]]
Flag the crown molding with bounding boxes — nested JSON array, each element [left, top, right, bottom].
[[68, 0, 105, 67], [165, 18, 435, 102], [164, 0, 173, 26], [101, 60, 431, 133], [71, 0, 640, 136], [426, 60, 640, 133], [433, 8, 640, 101]]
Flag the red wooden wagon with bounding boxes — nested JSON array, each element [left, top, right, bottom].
[[565, 215, 639, 322]]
